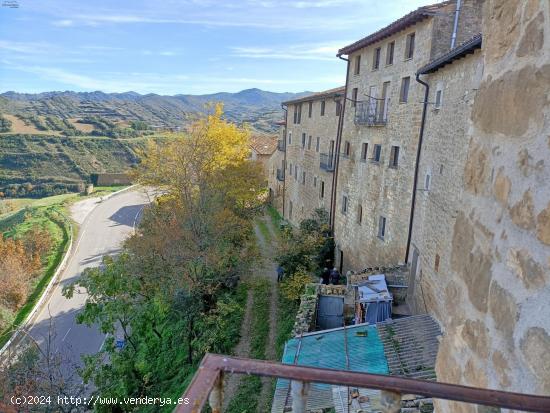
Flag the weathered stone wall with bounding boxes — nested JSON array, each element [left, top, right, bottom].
[[419, 1, 550, 410], [333, 0, 483, 275], [267, 126, 286, 211], [283, 92, 342, 225]]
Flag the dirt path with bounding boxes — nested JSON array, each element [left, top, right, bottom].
[[223, 212, 281, 412]]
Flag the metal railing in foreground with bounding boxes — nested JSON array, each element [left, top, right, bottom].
[[176, 353, 550, 413]]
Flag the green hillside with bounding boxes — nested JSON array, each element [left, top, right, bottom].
[[0, 134, 149, 197]]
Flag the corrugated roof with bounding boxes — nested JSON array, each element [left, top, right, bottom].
[[282, 86, 345, 105], [272, 315, 441, 412], [337, 1, 451, 56], [417, 33, 482, 74]]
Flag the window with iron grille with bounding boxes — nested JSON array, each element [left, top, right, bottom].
[[405, 32, 415, 59], [373, 144, 382, 163], [320, 100, 326, 116], [373, 47, 381, 70], [386, 41, 394, 65], [351, 88, 358, 108], [400, 77, 410, 103], [354, 54, 361, 75], [361, 142, 369, 161], [389, 146, 400, 168], [378, 216, 386, 240]]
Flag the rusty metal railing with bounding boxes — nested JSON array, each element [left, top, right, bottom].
[[176, 354, 550, 413]]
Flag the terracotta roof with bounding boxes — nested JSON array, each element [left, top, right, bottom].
[[282, 86, 345, 105], [337, 1, 451, 56], [417, 33, 482, 74], [250, 134, 277, 155]]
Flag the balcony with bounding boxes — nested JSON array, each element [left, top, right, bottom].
[[276, 168, 285, 182], [355, 98, 389, 126], [176, 353, 550, 413], [277, 140, 286, 152], [320, 153, 335, 172]]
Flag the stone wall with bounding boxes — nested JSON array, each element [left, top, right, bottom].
[[420, 1, 550, 410], [282, 90, 343, 225]]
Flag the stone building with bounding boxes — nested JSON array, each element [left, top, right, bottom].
[[249, 134, 277, 177], [280, 87, 345, 225], [407, 1, 550, 409], [267, 121, 286, 211], [333, 0, 483, 273]]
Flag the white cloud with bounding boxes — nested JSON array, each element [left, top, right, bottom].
[[230, 41, 351, 61], [52, 19, 74, 27]]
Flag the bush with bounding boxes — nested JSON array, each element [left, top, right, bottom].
[[280, 267, 314, 301]]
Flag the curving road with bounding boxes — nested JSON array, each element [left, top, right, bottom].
[[27, 189, 151, 376]]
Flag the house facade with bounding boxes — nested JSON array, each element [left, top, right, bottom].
[[281, 87, 345, 225]]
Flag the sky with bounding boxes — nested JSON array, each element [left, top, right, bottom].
[[0, 0, 437, 95]]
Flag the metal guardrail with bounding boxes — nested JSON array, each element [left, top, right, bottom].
[[355, 98, 389, 126], [320, 153, 335, 172], [176, 354, 550, 413], [276, 168, 285, 182], [277, 140, 286, 151]]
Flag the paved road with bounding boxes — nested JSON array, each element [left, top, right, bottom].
[[27, 189, 150, 376]]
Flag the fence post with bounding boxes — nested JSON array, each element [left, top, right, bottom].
[[380, 390, 402, 413], [208, 371, 224, 413], [291, 380, 310, 413]]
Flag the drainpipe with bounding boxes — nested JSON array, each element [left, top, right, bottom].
[[330, 55, 350, 232], [405, 73, 429, 264], [281, 103, 288, 218], [450, 0, 462, 49]]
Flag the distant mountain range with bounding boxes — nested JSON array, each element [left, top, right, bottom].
[[0, 88, 311, 133]]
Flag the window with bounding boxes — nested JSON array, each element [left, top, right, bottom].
[[389, 146, 400, 168], [378, 216, 386, 240], [289, 162, 292, 175], [372, 47, 381, 70], [405, 32, 415, 59], [400, 76, 410, 103], [302, 171, 306, 185], [343, 141, 351, 157], [434, 254, 440, 272], [435, 89, 443, 109], [386, 41, 394, 65], [316, 137, 320, 152], [308, 135, 312, 150], [289, 201, 293, 220], [288, 132, 292, 145], [320, 100, 326, 116], [354, 54, 361, 75], [293, 103, 302, 124], [361, 142, 368, 161], [313, 176, 317, 187], [302, 133, 306, 148], [294, 165, 298, 179], [373, 144, 382, 163], [357, 204, 363, 224], [336, 100, 342, 116], [342, 195, 348, 214], [308, 101, 313, 118], [425, 171, 431, 191], [351, 88, 358, 108], [320, 181, 325, 198]]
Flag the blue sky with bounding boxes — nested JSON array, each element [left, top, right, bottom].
[[0, 0, 436, 95]]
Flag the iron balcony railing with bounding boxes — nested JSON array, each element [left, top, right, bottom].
[[276, 168, 285, 182], [320, 153, 335, 172], [355, 97, 389, 126], [176, 354, 550, 413], [277, 139, 286, 152]]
